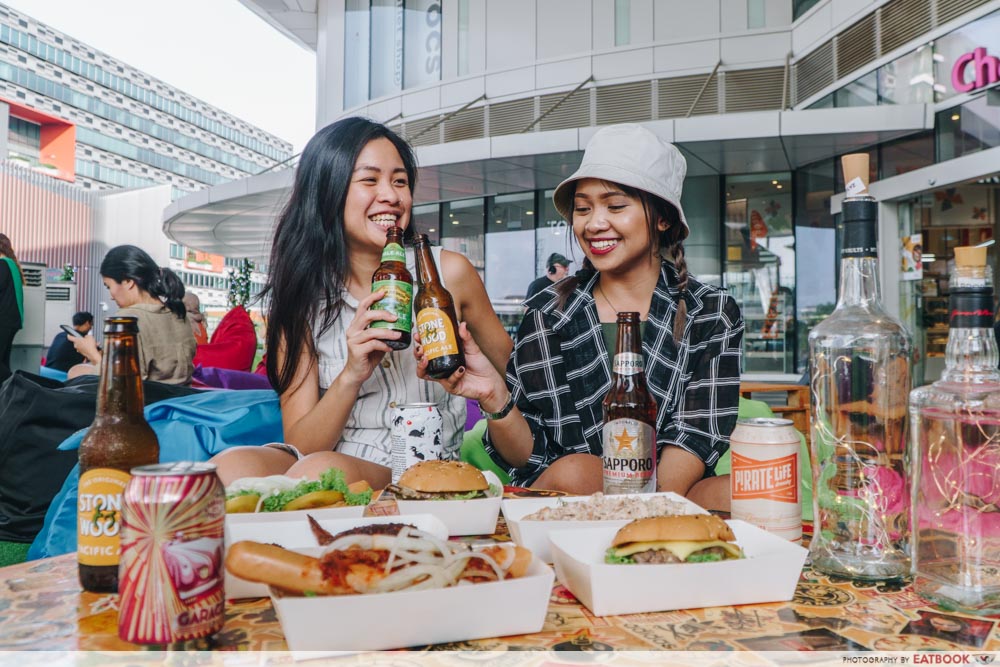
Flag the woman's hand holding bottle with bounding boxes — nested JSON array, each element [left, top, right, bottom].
[[415, 321, 508, 409], [339, 289, 403, 388]]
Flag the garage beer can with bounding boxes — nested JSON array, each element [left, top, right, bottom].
[[730, 417, 801, 542], [118, 462, 225, 644], [390, 403, 444, 483]]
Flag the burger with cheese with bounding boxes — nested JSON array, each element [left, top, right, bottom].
[[605, 514, 744, 564], [387, 460, 494, 500]]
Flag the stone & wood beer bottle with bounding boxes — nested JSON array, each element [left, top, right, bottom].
[[413, 233, 465, 378], [78, 316, 159, 593], [602, 312, 657, 495], [369, 225, 413, 350]]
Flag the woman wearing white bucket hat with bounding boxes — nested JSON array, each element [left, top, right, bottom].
[[417, 124, 743, 509]]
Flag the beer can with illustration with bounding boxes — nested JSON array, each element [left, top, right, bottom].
[[118, 462, 226, 645], [390, 403, 444, 483], [730, 417, 802, 542]]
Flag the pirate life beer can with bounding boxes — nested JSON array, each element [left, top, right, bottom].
[[730, 417, 802, 542], [118, 462, 226, 644], [390, 403, 444, 483]]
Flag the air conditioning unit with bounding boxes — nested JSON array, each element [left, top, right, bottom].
[[11, 261, 46, 374], [44, 281, 78, 350]]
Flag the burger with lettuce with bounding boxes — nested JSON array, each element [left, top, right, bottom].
[[225, 467, 373, 513], [605, 514, 744, 564]]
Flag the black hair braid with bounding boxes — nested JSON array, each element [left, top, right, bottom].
[[555, 258, 595, 310], [670, 241, 688, 344]]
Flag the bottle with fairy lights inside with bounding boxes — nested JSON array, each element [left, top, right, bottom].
[[807, 153, 913, 581], [909, 244, 1000, 614]]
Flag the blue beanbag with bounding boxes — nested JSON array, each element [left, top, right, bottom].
[[28, 389, 283, 560]]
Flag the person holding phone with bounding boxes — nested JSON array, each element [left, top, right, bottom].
[[44, 311, 94, 371], [525, 253, 571, 300]]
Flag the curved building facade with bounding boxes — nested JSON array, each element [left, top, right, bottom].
[[166, 0, 1000, 383]]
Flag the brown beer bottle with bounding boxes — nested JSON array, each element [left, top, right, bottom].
[[78, 317, 159, 593], [602, 312, 658, 495], [413, 234, 465, 378], [369, 225, 412, 350]]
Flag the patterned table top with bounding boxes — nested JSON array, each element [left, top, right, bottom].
[[2, 497, 999, 653]]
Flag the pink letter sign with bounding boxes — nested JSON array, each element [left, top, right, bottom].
[[952, 47, 1000, 93]]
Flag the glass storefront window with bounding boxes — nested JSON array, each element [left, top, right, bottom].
[[937, 96, 1000, 162], [404, 0, 442, 90], [898, 182, 999, 385], [933, 9, 1000, 101], [682, 175, 722, 287], [794, 159, 837, 375], [441, 197, 484, 279], [878, 45, 936, 105], [343, 0, 371, 109], [880, 130, 934, 178], [371, 0, 404, 100], [723, 173, 796, 375], [412, 203, 440, 244], [535, 187, 578, 278], [486, 192, 536, 335]]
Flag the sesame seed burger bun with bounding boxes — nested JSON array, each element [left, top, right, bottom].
[[611, 514, 736, 547], [397, 460, 489, 493]]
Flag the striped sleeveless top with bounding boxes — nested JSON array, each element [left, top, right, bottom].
[[312, 245, 465, 467]]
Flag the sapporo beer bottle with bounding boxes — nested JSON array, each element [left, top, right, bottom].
[[369, 225, 413, 350], [78, 316, 160, 593], [413, 234, 465, 378], [602, 312, 658, 495]]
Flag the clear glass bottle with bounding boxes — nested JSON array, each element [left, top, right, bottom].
[[909, 246, 1000, 614], [808, 158, 912, 581]]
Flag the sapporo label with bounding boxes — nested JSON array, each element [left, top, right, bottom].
[[731, 451, 798, 503], [602, 418, 655, 493], [78, 468, 131, 566], [612, 352, 644, 376], [370, 279, 413, 332], [417, 307, 459, 360]]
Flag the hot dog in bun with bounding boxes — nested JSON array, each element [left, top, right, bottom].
[[226, 523, 531, 595], [605, 514, 744, 564], [386, 460, 494, 500]]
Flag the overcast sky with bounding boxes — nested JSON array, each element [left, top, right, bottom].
[[2, 0, 317, 152]]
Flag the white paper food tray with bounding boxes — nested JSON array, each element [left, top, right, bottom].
[[225, 513, 448, 599], [394, 471, 503, 536], [270, 554, 553, 653], [549, 519, 807, 616], [502, 491, 706, 562]]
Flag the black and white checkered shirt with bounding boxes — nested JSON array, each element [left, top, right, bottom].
[[484, 262, 744, 487]]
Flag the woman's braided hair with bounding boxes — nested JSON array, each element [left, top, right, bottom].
[[555, 181, 689, 343]]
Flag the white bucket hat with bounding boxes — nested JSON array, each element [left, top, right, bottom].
[[553, 124, 689, 240]]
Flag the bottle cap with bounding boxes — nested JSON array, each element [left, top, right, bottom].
[[841, 154, 870, 197], [954, 244, 988, 268]]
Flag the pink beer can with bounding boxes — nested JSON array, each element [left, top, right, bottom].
[[118, 462, 225, 644], [730, 417, 802, 543]]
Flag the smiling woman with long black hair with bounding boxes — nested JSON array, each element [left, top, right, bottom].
[[210, 117, 511, 489]]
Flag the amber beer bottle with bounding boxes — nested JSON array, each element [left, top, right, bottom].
[[369, 225, 412, 350], [413, 234, 465, 378], [602, 312, 658, 495], [78, 316, 159, 593]]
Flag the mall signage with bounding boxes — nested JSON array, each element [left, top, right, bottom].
[[952, 46, 999, 93]]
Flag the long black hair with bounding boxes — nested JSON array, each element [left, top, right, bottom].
[[263, 117, 418, 394], [556, 182, 689, 343], [100, 244, 187, 320]]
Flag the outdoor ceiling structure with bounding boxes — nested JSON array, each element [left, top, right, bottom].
[[163, 104, 933, 258], [238, 0, 318, 50]]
